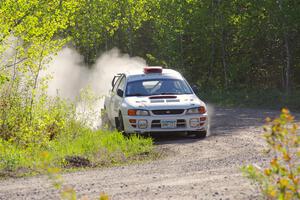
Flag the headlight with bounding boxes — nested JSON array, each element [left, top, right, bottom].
[[128, 109, 150, 116], [186, 106, 206, 114]]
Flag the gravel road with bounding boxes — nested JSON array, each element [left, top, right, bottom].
[[0, 107, 297, 200]]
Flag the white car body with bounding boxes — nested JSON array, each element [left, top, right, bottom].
[[103, 67, 208, 137]]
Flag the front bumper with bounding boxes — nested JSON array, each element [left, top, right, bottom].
[[123, 114, 208, 134]]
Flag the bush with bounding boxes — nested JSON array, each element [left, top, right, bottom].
[[0, 128, 153, 175], [243, 108, 300, 199], [0, 83, 76, 148], [0, 139, 27, 171], [0, 85, 153, 175]]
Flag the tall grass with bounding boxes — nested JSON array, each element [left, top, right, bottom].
[[0, 128, 153, 175], [0, 87, 153, 176]]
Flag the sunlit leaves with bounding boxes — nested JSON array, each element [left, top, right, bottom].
[[244, 109, 300, 200], [0, 0, 81, 69], [0, 0, 81, 149]]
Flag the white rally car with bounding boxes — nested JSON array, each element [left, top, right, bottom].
[[103, 67, 208, 138]]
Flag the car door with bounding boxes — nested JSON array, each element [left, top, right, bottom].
[[107, 75, 122, 122], [111, 75, 126, 120]]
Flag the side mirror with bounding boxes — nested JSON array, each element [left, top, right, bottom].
[[191, 85, 199, 94], [117, 89, 124, 97]]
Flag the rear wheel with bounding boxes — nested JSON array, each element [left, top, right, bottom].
[[116, 113, 131, 137], [194, 130, 207, 139]]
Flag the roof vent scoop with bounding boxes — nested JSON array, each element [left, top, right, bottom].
[[144, 66, 163, 74]]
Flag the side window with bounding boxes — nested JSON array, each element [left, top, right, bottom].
[[113, 76, 126, 93], [112, 76, 122, 93]]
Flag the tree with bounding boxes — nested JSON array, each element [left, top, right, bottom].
[[70, 0, 155, 64], [0, 0, 81, 143]]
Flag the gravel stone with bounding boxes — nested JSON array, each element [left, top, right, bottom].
[[1, 107, 298, 200]]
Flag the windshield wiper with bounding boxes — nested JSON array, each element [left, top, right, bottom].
[[154, 92, 179, 95]]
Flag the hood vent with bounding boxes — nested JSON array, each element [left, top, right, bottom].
[[149, 95, 177, 99]]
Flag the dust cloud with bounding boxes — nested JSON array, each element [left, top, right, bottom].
[[47, 47, 214, 131], [47, 48, 146, 99], [47, 48, 146, 128], [206, 104, 214, 136]]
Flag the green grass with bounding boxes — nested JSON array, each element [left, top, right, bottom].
[[0, 129, 153, 177], [201, 89, 300, 110]]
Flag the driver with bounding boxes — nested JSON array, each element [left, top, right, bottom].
[[156, 80, 178, 94], [127, 81, 148, 96]]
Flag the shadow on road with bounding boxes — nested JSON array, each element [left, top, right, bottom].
[[150, 132, 200, 145]]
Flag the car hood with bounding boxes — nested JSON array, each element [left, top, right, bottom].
[[124, 94, 205, 110]]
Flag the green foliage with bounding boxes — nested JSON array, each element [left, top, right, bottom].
[[68, 0, 300, 94], [0, 0, 81, 147], [0, 0, 155, 179], [70, 0, 155, 63], [0, 124, 153, 175], [0, 84, 153, 174], [0, 74, 9, 86], [50, 129, 153, 166], [0, 138, 26, 171], [243, 109, 300, 200], [0, 86, 75, 147]]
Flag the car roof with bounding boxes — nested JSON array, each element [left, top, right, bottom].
[[123, 67, 184, 82]]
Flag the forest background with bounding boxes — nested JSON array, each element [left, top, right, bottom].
[[0, 0, 300, 173]]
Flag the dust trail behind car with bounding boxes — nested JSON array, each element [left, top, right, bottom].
[[46, 48, 215, 130], [46, 48, 145, 128]]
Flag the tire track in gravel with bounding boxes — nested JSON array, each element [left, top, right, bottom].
[[0, 107, 298, 200]]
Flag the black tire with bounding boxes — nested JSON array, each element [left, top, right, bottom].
[[117, 112, 125, 133], [194, 130, 207, 139]]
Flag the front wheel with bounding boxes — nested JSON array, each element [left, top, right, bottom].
[[116, 112, 125, 133]]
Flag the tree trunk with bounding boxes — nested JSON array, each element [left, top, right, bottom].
[[278, 0, 291, 94], [206, 0, 216, 88], [283, 31, 291, 94], [29, 47, 45, 123], [221, 29, 228, 89], [217, 0, 229, 89], [179, 33, 184, 68]]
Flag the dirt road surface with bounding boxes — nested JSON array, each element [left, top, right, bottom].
[[1, 107, 297, 200]]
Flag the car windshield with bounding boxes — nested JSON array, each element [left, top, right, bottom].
[[125, 79, 193, 97]]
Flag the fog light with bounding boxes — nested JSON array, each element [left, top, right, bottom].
[[190, 118, 200, 128], [129, 119, 136, 123], [138, 119, 148, 129], [200, 117, 207, 121]]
